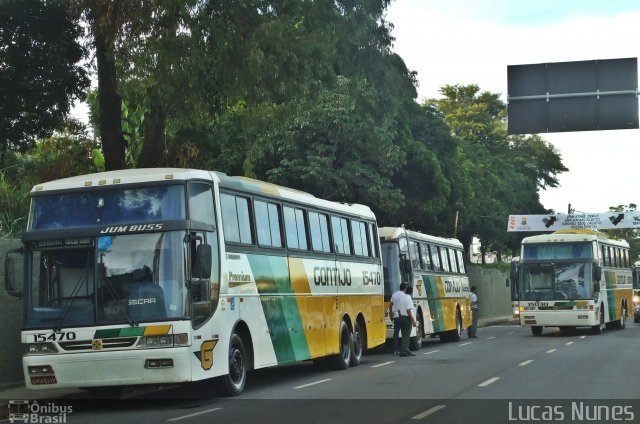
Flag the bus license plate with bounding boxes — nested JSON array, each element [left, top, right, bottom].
[[30, 376, 57, 385]]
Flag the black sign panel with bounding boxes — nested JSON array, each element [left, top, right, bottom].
[[508, 58, 638, 134]]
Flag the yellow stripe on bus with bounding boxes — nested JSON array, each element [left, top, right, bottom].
[[143, 325, 172, 335]]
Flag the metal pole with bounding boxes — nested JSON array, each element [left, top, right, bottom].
[[454, 210, 459, 239]]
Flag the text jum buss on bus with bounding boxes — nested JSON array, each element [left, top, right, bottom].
[[4, 168, 386, 397], [512, 229, 632, 336]]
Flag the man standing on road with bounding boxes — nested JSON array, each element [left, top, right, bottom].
[[389, 282, 407, 356], [398, 285, 417, 357], [468, 286, 479, 338]]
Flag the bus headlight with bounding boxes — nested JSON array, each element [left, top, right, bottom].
[[137, 334, 189, 348], [24, 343, 59, 355]]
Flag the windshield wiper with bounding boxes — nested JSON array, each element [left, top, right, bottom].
[[54, 275, 89, 332], [101, 278, 136, 326]]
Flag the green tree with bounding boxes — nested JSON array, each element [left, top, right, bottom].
[[0, 0, 89, 166], [430, 84, 567, 260], [603, 204, 640, 262]]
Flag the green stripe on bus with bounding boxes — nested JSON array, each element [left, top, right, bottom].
[[422, 275, 445, 333], [93, 327, 150, 339], [248, 254, 310, 364]]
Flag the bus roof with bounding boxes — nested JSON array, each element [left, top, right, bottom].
[[31, 168, 376, 220], [378, 227, 463, 249], [521, 230, 629, 248]]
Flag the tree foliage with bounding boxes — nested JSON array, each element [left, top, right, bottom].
[[1, 1, 574, 260], [429, 84, 568, 260], [0, 0, 89, 166]]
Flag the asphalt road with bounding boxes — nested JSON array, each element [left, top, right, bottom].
[[7, 323, 640, 424]]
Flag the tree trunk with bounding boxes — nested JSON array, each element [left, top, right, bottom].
[[137, 88, 166, 168], [95, 30, 126, 171]]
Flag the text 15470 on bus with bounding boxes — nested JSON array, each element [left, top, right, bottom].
[[4, 168, 386, 397]]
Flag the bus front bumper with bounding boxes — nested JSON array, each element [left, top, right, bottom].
[[23, 347, 192, 390], [519, 310, 598, 327]]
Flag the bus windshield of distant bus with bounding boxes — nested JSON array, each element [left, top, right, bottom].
[[520, 242, 593, 301], [520, 262, 592, 301]]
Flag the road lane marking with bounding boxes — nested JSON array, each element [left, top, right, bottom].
[[478, 377, 500, 387], [580, 336, 586, 339], [167, 408, 222, 422], [565, 341, 574, 345], [507, 331, 514, 335], [487, 336, 496, 339], [546, 349, 557, 353], [294, 378, 332, 389], [459, 342, 472, 346], [423, 350, 440, 355], [412, 404, 446, 420], [372, 361, 394, 368], [519, 360, 533, 367]]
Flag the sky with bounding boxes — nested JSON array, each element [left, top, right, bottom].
[[385, 0, 640, 215]]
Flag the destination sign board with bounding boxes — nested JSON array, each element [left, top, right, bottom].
[[507, 212, 640, 232]]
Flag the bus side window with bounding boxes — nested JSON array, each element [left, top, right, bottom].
[[351, 220, 369, 257], [309, 211, 331, 253], [367, 223, 379, 258], [284, 206, 308, 250], [220, 193, 253, 245], [421, 243, 432, 270], [456, 250, 466, 274], [409, 241, 421, 270], [439, 247, 450, 272], [331, 216, 352, 255], [255, 200, 283, 248], [447, 248, 458, 273], [430, 245, 441, 271]]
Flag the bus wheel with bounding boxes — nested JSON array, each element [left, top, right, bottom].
[[330, 320, 352, 370], [531, 326, 543, 336], [217, 333, 247, 396], [591, 307, 604, 335], [409, 319, 423, 351], [614, 304, 627, 330], [450, 311, 463, 342], [350, 320, 364, 367]]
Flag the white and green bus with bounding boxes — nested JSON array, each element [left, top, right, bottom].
[[378, 227, 472, 348], [4, 168, 385, 397], [515, 229, 633, 336]]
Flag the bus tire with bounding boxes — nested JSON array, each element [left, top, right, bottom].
[[614, 304, 627, 330], [449, 311, 463, 342], [409, 318, 423, 351], [330, 320, 352, 370], [350, 320, 364, 367], [591, 306, 605, 335], [531, 326, 543, 336], [217, 333, 248, 396]]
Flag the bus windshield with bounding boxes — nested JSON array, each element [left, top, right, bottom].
[[25, 231, 188, 329], [520, 262, 592, 301], [28, 185, 185, 230]]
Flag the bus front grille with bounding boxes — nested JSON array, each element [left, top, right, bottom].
[[59, 337, 137, 351]]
